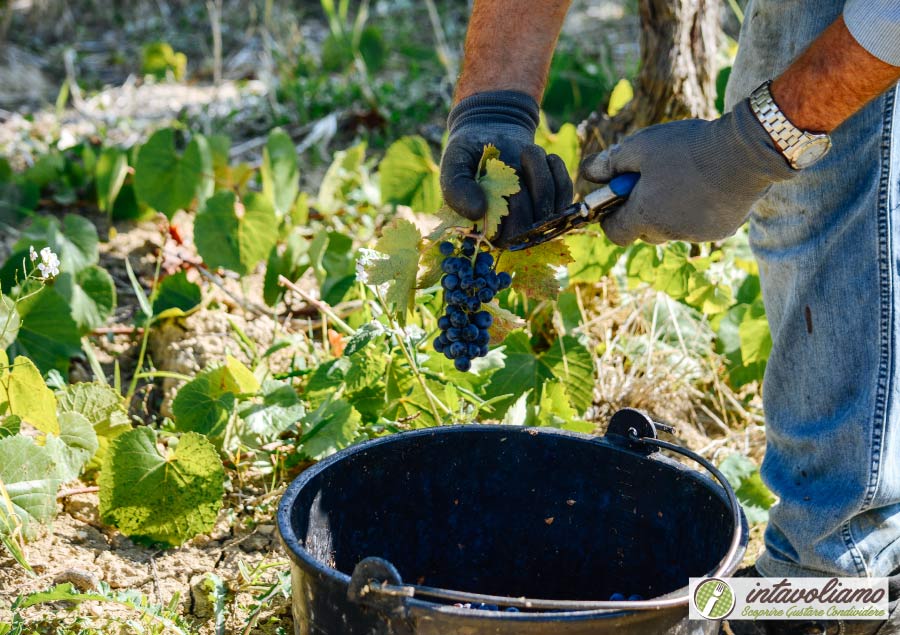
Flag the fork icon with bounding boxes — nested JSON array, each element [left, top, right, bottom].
[[702, 582, 726, 616]]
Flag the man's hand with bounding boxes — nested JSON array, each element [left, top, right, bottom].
[[440, 90, 573, 246], [579, 100, 796, 245]]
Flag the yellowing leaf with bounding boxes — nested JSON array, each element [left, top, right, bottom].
[[360, 219, 422, 322], [477, 145, 519, 239], [484, 302, 526, 345], [216, 355, 260, 395], [607, 78, 634, 117], [416, 239, 444, 289], [534, 114, 580, 179], [0, 356, 59, 435], [498, 239, 573, 300]]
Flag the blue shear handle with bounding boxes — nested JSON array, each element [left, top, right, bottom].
[[609, 172, 640, 198]]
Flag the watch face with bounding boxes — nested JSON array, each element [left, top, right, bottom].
[[792, 137, 832, 169]]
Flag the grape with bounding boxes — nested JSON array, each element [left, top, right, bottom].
[[473, 311, 492, 329], [472, 602, 498, 611], [474, 261, 492, 277], [442, 274, 460, 290], [505, 607, 520, 613], [433, 237, 514, 365], [628, 595, 644, 602], [609, 593, 626, 602]]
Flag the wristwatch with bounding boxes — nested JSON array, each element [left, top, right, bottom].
[[749, 81, 832, 170]]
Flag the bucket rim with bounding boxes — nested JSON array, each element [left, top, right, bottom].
[[276, 423, 748, 615]]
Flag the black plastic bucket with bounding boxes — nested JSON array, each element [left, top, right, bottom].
[[278, 409, 748, 635]]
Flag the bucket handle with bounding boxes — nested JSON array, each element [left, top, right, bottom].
[[348, 409, 744, 613]]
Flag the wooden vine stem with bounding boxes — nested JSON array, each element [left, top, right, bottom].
[[577, 0, 722, 195]]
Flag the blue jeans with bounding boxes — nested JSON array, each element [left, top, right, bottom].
[[726, 1, 900, 577]]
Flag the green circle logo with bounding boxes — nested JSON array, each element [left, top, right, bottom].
[[694, 578, 735, 619]]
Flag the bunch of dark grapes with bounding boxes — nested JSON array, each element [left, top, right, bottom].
[[433, 237, 512, 372]]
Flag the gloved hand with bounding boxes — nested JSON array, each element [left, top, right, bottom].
[[440, 90, 573, 246], [579, 99, 798, 245]]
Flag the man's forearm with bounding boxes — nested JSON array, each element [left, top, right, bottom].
[[771, 16, 900, 134], [454, 0, 572, 104]]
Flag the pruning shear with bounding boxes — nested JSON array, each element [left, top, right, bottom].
[[505, 172, 640, 251]]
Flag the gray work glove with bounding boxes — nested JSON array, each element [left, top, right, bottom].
[[579, 99, 797, 245], [441, 90, 573, 246]]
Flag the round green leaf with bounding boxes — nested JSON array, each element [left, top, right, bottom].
[[194, 191, 277, 275], [0, 435, 61, 537], [134, 129, 213, 218], [379, 136, 441, 214], [99, 428, 224, 547]]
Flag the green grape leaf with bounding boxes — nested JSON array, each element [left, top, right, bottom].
[[718, 453, 775, 525], [477, 146, 519, 239], [534, 115, 580, 179], [484, 331, 594, 416], [0, 434, 61, 537], [379, 136, 441, 214], [384, 357, 442, 428], [497, 239, 572, 300], [152, 271, 202, 320], [685, 273, 734, 316], [45, 412, 99, 483], [358, 219, 421, 322], [263, 230, 309, 307], [0, 295, 20, 350], [565, 229, 624, 284], [194, 191, 278, 275], [309, 230, 357, 305], [10, 287, 82, 375], [172, 356, 260, 441], [0, 415, 20, 439], [52, 265, 117, 333], [432, 146, 520, 240], [299, 397, 361, 460], [739, 300, 772, 365], [15, 214, 98, 275], [56, 382, 131, 472], [261, 128, 299, 218], [95, 147, 129, 213], [237, 380, 305, 441], [536, 380, 592, 432], [317, 143, 367, 214], [99, 427, 224, 546], [0, 353, 59, 435], [134, 129, 213, 218], [342, 321, 386, 358]]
